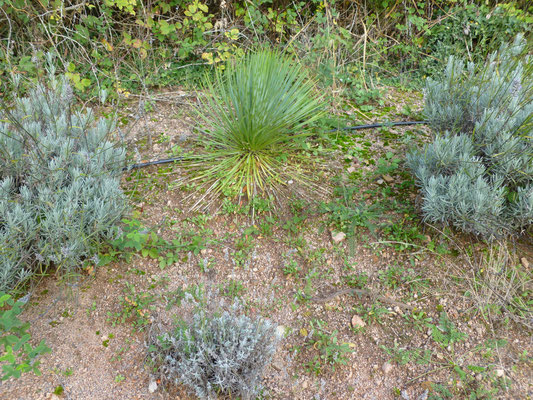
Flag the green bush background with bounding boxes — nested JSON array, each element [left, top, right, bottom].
[[1, 1, 530, 97]]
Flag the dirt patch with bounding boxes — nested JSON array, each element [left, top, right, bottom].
[[3, 88, 531, 400]]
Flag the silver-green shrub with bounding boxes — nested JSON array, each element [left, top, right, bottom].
[[149, 301, 279, 400], [407, 34, 532, 239], [0, 67, 127, 291]]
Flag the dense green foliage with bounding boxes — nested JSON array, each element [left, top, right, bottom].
[[0, 1, 530, 97], [0, 61, 127, 291], [184, 49, 322, 206], [407, 35, 532, 239]]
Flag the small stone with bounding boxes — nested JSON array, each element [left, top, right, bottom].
[[382, 174, 394, 183], [302, 380, 309, 389], [331, 231, 346, 243], [377, 179, 384, 185], [520, 257, 529, 269], [148, 379, 158, 393], [475, 374, 483, 381], [495, 369, 505, 377], [350, 315, 366, 329], [287, 179, 294, 185], [276, 325, 286, 338], [382, 362, 393, 374], [347, 166, 356, 174], [272, 361, 284, 371]]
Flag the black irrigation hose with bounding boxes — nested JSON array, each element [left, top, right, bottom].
[[327, 120, 428, 132], [123, 120, 429, 171]]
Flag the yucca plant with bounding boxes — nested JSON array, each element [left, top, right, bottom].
[[183, 50, 323, 208]]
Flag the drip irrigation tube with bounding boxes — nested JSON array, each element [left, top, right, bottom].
[[327, 120, 428, 132], [124, 119, 429, 171]]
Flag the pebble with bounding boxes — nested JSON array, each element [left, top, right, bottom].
[[148, 379, 158, 393], [495, 369, 505, 377], [331, 231, 346, 243], [350, 315, 366, 329], [382, 174, 394, 183], [382, 362, 393, 374], [276, 325, 286, 338], [520, 257, 529, 269]]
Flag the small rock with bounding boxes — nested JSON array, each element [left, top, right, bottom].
[[376, 179, 384, 185], [475, 374, 483, 381], [382, 362, 393, 374], [276, 325, 286, 338], [302, 380, 309, 389], [520, 257, 529, 269], [495, 369, 505, 378], [382, 174, 394, 183], [347, 166, 356, 174], [350, 315, 366, 329], [331, 231, 346, 243], [148, 379, 158, 393], [272, 361, 284, 371]]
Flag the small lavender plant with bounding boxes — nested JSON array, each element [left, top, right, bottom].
[[149, 297, 279, 400]]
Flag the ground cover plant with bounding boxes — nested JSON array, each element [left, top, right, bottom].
[[0, 6, 532, 400]]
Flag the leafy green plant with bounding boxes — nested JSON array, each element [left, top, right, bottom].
[[220, 279, 246, 299], [320, 185, 380, 236], [430, 312, 467, 349], [108, 283, 156, 331], [282, 255, 302, 279], [304, 319, 352, 375], [182, 49, 323, 208], [381, 342, 432, 366], [0, 292, 51, 380], [342, 272, 368, 289]]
